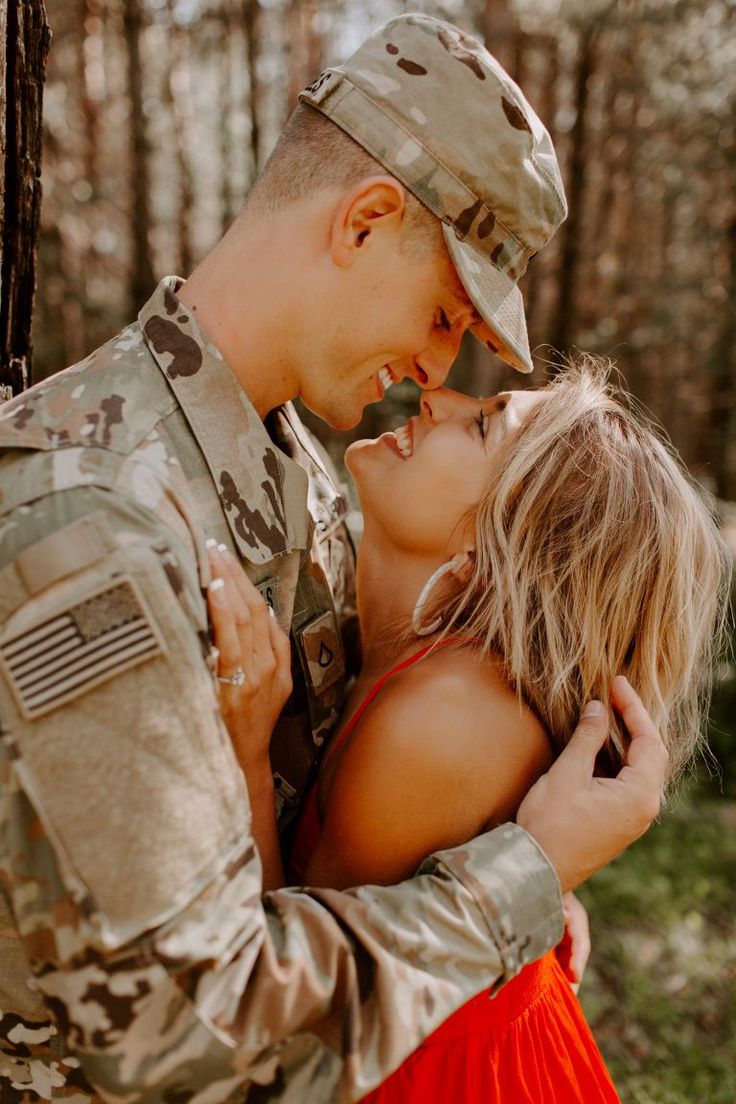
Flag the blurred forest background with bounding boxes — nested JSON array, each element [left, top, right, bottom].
[[9, 0, 736, 1100]]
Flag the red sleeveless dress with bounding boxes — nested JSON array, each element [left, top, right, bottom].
[[288, 643, 620, 1103]]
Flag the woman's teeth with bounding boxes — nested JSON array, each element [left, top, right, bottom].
[[378, 366, 394, 393], [394, 424, 412, 459]]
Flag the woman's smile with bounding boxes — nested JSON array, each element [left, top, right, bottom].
[[393, 422, 414, 459]]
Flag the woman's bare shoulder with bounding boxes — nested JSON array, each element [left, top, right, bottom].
[[306, 644, 554, 888], [378, 643, 554, 821]]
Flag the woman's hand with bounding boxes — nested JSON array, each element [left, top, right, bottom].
[[206, 541, 292, 776], [206, 541, 291, 892], [555, 892, 591, 993]]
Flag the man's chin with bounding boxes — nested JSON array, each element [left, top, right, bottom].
[[303, 398, 364, 432]]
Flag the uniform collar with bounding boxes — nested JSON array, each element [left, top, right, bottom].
[[139, 277, 309, 564]]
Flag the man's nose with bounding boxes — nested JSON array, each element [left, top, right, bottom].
[[417, 328, 465, 391]]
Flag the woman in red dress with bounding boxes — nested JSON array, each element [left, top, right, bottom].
[[208, 361, 727, 1102]]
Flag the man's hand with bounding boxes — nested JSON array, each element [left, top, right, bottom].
[[517, 676, 668, 894]]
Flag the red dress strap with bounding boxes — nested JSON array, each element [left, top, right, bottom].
[[321, 636, 465, 773]]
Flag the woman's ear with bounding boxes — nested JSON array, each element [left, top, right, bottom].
[[329, 176, 407, 267], [451, 550, 475, 586]]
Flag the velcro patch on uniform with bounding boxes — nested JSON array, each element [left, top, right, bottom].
[[0, 578, 164, 720], [256, 575, 279, 616], [295, 610, 345, 696]]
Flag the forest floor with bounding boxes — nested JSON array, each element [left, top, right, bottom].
[[578, 773, 736, 1104]]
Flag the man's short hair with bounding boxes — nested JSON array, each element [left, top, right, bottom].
[[248, 104, 443, 256]]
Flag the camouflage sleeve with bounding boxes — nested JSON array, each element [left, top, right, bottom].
[[0, 486, 562, 1104]]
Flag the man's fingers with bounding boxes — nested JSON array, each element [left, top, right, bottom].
[[550, 700, 609, 779], [611, 675, 668, 815]]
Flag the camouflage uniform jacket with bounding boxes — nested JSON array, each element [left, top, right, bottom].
[[0, 277, 563, 1103]]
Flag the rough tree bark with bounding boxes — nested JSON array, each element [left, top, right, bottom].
[[0, 0, 51, 397]]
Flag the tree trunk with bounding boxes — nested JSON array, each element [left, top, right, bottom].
[[481, 0, 517, 81], [122, 0, 155, 312], [164, 6, 196, 277], [219, 6, 236, 235], [523, 31, 558, 349], [711, 211, 736, 500], [79, 0, 103, 193], [0, 0, 51, 397], [243, 0, 261, 179], [551, 24, 595, 366], [286, 1, 329, 113]]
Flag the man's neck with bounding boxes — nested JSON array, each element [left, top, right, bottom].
[[177, 211, 307, 419]]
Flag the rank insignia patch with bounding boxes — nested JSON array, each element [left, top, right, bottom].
[[0, 578, 164, 719], [296, 610, 345, 696]]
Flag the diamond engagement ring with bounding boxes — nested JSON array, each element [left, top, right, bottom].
[[217, 667, 246, 687]]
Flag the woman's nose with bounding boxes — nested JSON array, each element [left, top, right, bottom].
[[421, 389, 476, 423]]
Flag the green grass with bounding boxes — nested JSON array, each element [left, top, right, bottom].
[[578, 782, 736, 1104]]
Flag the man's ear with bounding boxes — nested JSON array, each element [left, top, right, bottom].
[[330, 176, 407, 268]]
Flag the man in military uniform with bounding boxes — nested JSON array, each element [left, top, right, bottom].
[[0, 15, 667, 1104]]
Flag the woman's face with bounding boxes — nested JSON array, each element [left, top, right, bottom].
[[346, 387, 547, 555]]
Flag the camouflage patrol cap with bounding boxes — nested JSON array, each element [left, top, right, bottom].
[[299, 13, 567, 373]]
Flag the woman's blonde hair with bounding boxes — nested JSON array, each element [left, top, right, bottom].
[[438, 356, 731, 790]]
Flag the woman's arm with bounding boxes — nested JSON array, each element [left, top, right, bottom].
[[305, 655, 553, 889], [207, 542, 292, 890]]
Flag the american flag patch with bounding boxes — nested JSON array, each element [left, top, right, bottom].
[[0, 578, 163, 720]]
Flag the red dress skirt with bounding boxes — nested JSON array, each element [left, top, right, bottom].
[[289, 644, 620, 1103], [358, 952, 619, 1103]]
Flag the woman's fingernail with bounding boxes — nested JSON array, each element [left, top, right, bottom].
[[205, 538, 218, 550], [267, 606, 276, 619], [217, 543, 229, 556], [582, 700, 605, 720], [209, 578, 226, 603]]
